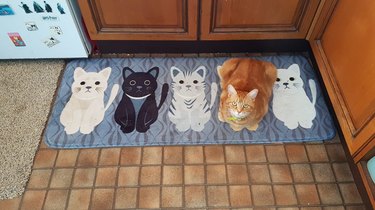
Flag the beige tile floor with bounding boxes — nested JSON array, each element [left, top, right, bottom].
[[0, 53, 367, 209], [0, 136, 367, 210]]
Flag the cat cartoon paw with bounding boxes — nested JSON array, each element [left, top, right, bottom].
[[191, 122, 205, 132], [284, 121, 299, 130], [299, 120, 313, 129], [80, 125, 95, 134], [64, 124, 79, 135], [120, 125, 135, 133], [175, 123, 190, 132]]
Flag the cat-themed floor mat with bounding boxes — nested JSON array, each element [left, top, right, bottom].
[[44, 56, 336, 148]]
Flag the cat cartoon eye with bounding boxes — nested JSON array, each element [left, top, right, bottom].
[[95, 81, 100, 85], [276, 78, 280, 82], [179, 80, 184, 84], [289, 77, 295, 81], [80, 81, 85, 85], [144, 80, 150, 85], [129, 80, 136, 85], [193, 80, 198, 84]]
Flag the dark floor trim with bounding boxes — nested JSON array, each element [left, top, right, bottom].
[[96, 39, 310, 54]]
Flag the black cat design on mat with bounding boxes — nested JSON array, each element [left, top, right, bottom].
[[115, 67, 169, 133]]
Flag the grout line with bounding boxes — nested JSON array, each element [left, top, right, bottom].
[[159, 146, 165, 208], [181, 146, 186, 209], [38, 149, 59, 210], [242, 145, 254, 207], [223, 145, 232, 207], [112, 147, 123, 209], [284, 144, 301, 206], [304, 143, 323, 206], [264, 145, 277, 206], [202, 146, 209, 209], [63, 149, 81, 210], [87, 148, 102, 210], [135, 147, 144, 209]]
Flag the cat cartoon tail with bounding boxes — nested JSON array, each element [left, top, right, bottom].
[[157, 83, 169, 110], [210, 82, 218, 109], [308, 79, 317, 106], [104, 84, 120, 111]]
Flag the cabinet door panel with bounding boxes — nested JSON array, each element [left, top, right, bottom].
[[78, 0, 198, 40], [309, 0, 375, 158], [201, 0, 320, 40]]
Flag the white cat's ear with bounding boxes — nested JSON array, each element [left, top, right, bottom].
[[74, 67, 86, 80], [247, 89, 258, 100], [288, 64, 300, 76], [99, 67, 112, 80], [194, 66, 206, 79], [170, 66, 183, 79], [228, 84, 237, 96]]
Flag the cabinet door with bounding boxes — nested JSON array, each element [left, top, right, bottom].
[[309, 0, 375, 161], [200, 0, 320, 40], [78, 0, 198, 40]]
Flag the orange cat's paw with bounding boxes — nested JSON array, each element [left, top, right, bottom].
[[218, 113, 224, 122], [246, 124, 258, 131]]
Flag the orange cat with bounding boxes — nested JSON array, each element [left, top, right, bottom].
[[217, 58, 277, 131]]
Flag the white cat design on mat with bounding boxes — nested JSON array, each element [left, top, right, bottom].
[[168, 66, 218, 132], [60, 67, 119, 134], [272, 64, 317, 129]]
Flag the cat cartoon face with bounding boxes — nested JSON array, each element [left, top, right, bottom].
[[170, 66, 206, 99], [72, 67, 110, 100], [274, 64, 304, 94], [122, 67, 158, 98]]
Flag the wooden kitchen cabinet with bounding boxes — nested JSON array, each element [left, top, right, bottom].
[[200, 0, 320, 40], [78, 0, 320, 41], [77, 0, 198, 40], [309, 0, 375, 207]]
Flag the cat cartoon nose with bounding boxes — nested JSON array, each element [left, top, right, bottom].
[[86, 86, 92, 89], [186, 85, 191, 88], [136, 86, 142, 89], [283, 82, 289, 86]]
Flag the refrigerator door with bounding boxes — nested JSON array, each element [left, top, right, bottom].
[[0, 0, 91, 59]]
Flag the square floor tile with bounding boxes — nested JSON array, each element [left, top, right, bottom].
[[98, 148, 120, 166], [184, 165, 205, 184], [227, 165, 249, 184], [312, 163, 335, 182], [269, 164, 293, 183], [317, 184, 343, 205], [67, 189, 91, 210], [225, 145, 246, 163], [245, 145, 267, 163], [142, 147, 162, 165], [251, 185, 275, 206], [27, 169, 52, 189], [161, 187, 183, 207], [273, 185, 298, 205], [163, 146, 183, 164], [295, 184, 320, 205], [206, 165, 227, 184], [163, 166, 182, 185], [205, 146, 225, 163], [115, 188, 137, 209], [44, 190, 69, 210], [339, 183, 363, 204], [72, 168, 96, 187], [229, 185, 252, 207], [306, 145, 329, 162], [185, 186, 206, 208], [33, 150, 57, 168], [50, 168, 74, 188], [290, 164, 314, 183], [138, 187, 160, 208], [207, 186, 229, 207], [285, 144, 308, 163], [265, 145, 288, 163], [95, 167, 118, 187], [20, 190, 46, 210], [248, 164, 271, 183], [184, 146, 204, 164], [91, 188, 114, 210], [140, 166, 161, 185], [120, 147, 141, 165], [325, 144, 347, 162], [332, 163, 354, 182], [118, 166, 140, 186], [55, 150, 78, 167], [0, 197, 21, 210], [76, 149, 99, 167]]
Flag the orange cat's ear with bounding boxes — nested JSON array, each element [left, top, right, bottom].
[[246, 89, 258, 100], [228, 84, 237, 96]]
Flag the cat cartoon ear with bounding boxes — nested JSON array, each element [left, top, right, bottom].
[[123, 67, 134, 79], [99, 67, 111, 80], [228, 84, 237, 96], [74, 67, 86, 80], [288, 64, 300, 76], [247, 89, 258, 100], [170, 66, 183, 79], [194, 66, 206, 79], [147, 67, 159, 78]]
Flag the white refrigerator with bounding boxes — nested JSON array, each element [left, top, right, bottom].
[[0, 0, 91, 59]]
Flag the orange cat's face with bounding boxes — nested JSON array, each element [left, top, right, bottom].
[[225, 85, 258, 120]]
